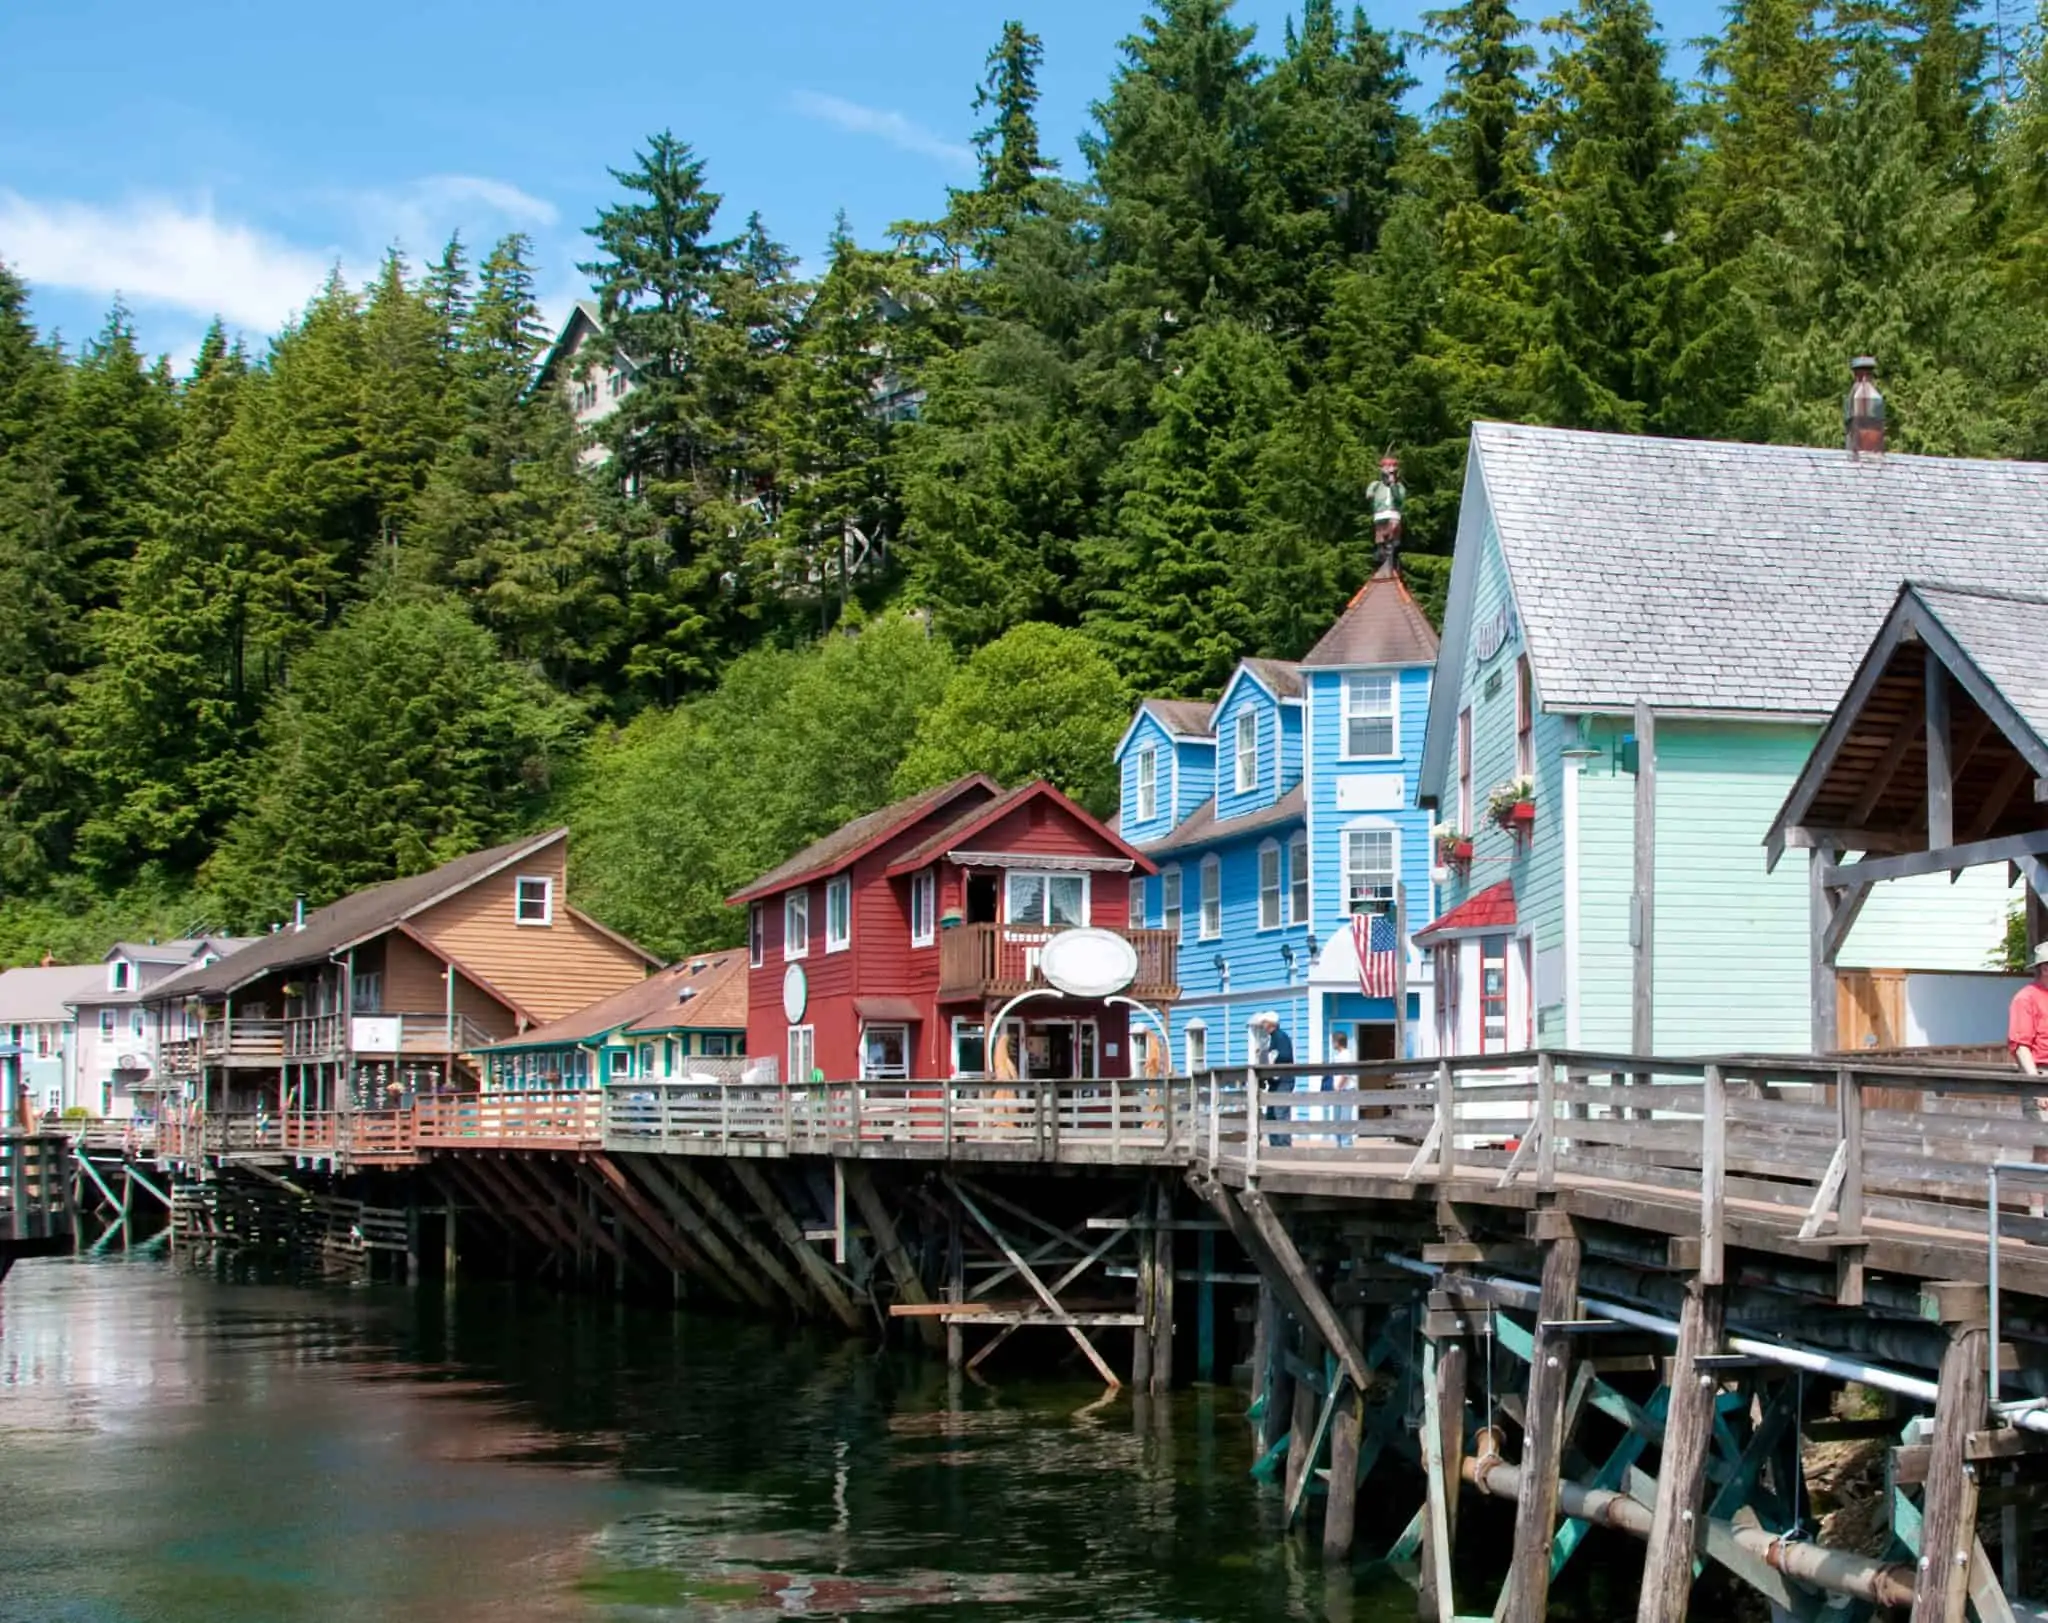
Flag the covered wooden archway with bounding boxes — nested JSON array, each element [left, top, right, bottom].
[[1767, 582, 2048, 1050]]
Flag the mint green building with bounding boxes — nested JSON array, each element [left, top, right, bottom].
[[1417, 422, 2029, 1056]]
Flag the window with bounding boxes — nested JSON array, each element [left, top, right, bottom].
[[608, 1047, 632, 1079], [1480, 935, 1509, 1054], [1129, 878, 1149, 930], [910, 870, 936, 947], [1345, 826, 1395, 917], [637, 1041, 655, 1076], [1199, 855, 1222, 939], [825, 876, 852, 952], [749, 904, 765, 968], [110, 959, 131, 992], [787, 1024, 816, 1085], [1288, 830, 1309, 925], [1344, 674, 1396, 757], [100, 1009, 114, 1038], [515, 876, 553, 925], [1162, 867, 1183, 938], [1186, 1022, 1208, 1073], [131, 1010, 145, 1038], [1136, 747, 1158, 821], [701, 1033, 732, 1057], [785, 890, 810, 959], [1436, 942, 1461, 1054], [1258, 842, 1283, 930], [35, 1026, 51, 1059], [1006, 871, 1088, 927], [1516, 655, 1535, 778], [1235, 711, 1258, 793], [862, 1024, 909, 1080], [1457, 708, 1474, 832], [352, 972, 382, 1013], [952, 1019, 987, 1076]]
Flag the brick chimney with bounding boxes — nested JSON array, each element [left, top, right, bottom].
[[1845, 356, 1885, 458]]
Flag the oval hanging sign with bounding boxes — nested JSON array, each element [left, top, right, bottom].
[[782, 963, 808, 1024], [1473, 603, 1514, 664], [1038, 927, 1141, 999]]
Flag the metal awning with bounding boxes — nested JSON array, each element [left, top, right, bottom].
[[853, 996, 923, 1023]]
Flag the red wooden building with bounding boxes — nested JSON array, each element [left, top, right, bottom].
[[727, 776, 1175, 1083]]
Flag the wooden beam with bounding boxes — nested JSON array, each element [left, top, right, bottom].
[[1823, 829, 2048, 889], [1504, 1228, 1584, 1623], [948, 1176, 1120, 1387], [1323, 1342, 1364, 1560], [729, 1160, 865, 1331], [613, 1154, 773, 1309], [1964, 754, 2033, 844], [592, 1153, 762, 1307], [1819, 874, 1872, 965], [1283, 1320, 1326, 1524], [1850, 711, 1925, 825], [1149, 1179, 1174, 1393], [1633, 701, 1656, 1054], [574, 1158, 725, 1299], [842, 1162, 941, 1350], [1910, 1324, 1991, 1623], [1234, 1187, 1373, 1393], [1634, 1278, 1725, 1623], [1812, 849, 1844, 1054], [659, 1158, 818, 1316], [1419, 1336, 1464, 1621], [1927, 658, 1955, 849]]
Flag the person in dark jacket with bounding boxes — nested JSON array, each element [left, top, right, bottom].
[[1256, 1012, 1295, 1146]]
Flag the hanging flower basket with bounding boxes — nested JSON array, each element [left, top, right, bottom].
[[1433, 826, 1474, 867], [1487, 777, 1536, 829]]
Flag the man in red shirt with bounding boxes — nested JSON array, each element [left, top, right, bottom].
[[2012, 945, 2048, 1074]]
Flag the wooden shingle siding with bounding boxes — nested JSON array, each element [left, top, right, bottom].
[[413, 846, 648, 1025]]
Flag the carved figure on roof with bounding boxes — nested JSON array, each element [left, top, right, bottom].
[[1367, 452, 1407, 567]]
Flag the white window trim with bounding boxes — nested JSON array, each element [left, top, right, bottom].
[[1162, 866, 1184, 940], [1003, 869, 1091, 928], [1198, 853, 1222, 940], [1342, 817, 1400, 919], [99, 1009, 114, 1037], [1257, 839, 1283, 932], [749, 903, 765, 968], [1340, 672, 1399, 761], [787, 1023, 816, 1084], [784, 890, 810, 960], [1185, 1020, 1209, 1074], [951, 1017, 988, 1078], [514, 874, 554, 926], [607, 1047, 632, 1079], [1288, 831, 1310, 927], [1457, 708, 1474, 833], [825, 876, 852, 953], [860, 1023, 911, 1080], [109, 959, 131, 992], [910, 870, 936, 948], [1128, 876, 1149, 930], [1136, 746, 1158, 822], [1234, 711, 1258, 794]]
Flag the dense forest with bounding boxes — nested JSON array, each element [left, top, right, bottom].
[[0, 0, 2041, 963]]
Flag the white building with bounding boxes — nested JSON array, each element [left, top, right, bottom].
[[533, 301, 638, 464], [68, 939, 250, 1118], [0, 964, 101, 1119]]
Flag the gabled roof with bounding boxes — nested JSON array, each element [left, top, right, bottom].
[[479, 952, 746, 1052], [1301, 563, 1440, 668], [167, 829, 655, 998], [531, 300, 641, 392], [1423, 421, 2048, 800], [0, 964, 104, 1024], [882, 779, 1158, 877], [1767, 582, 2048, 862], [1415, 879, 1516, 942], [1115, 697, 1218, 763], [726, 776, 998, 905], [1238, 658, 1304, 700], [1130, 784, 1307, 858]]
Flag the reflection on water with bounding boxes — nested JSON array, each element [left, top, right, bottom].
[[0, 1259, 1426, 1622]]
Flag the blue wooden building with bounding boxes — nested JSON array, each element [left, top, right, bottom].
[[1115, 564, 1441, 1071]]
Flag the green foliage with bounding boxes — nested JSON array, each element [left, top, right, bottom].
[[204, 591, 584, 925], [570, 613, 955, 957], [893, 623, 1134, 815]]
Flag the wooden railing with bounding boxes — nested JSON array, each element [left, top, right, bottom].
[[1, 1134, 72, 1246], [414, 1090, 602, 1148], [935, 923, 1178, 1000], [190, 1011, 499, 1067]]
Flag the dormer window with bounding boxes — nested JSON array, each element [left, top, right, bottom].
[[1136, 747, 1158, 821], [110, 959, 131, 992], [515, 876, 553, 925], [1235, 712, 1258, 793]]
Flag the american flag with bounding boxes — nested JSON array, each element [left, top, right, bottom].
[[1352, 910, 1399, 998]]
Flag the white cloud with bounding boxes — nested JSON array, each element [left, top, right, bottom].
[[790, 90, 975, 174], [0, 190, 337, 330], [343, 174, 561, 253]]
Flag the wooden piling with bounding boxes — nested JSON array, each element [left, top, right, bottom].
[[1258, 1286, 1293, 1457], [729, 1159, 864, 1331], [1418, 1335, 1467, 1619], [1150, 1179, 1174, 1392], [1911, 1306, 1991, 1623], [1636, 1275, 1726, 1623], [842, 1162, 942, 1349], [1503, 1222, 1582, 1623], [1323, 1303, 1370, 1563], [1284, 1318, 1325, 1520], [1132, 1210, 1155, 1392]]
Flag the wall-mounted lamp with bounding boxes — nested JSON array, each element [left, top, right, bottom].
[[1280, 942, 1297, 984], [1211, 953, 1230, 993], [1562, 713, 1602, 763]]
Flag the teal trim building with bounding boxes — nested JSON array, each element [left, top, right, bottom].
[[1419, 422, 2026, 1056], [475, 951, 748, 1089]]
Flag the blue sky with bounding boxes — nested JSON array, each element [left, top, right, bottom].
[[0, 0, 1721, 369]]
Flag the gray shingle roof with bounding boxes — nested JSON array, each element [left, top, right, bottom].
[[1240, 658, 1303, 700], [1301, 563, 1440, 668], [1471, 421, 2048, 715], [0, 965, 104, 1024], [1912, 584, 2048, 755], [1140, 698, 1216, 738], [1129, 784, 1307, 857]]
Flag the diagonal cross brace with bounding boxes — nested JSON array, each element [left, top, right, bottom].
[[947, 1175, 1121, 1388]]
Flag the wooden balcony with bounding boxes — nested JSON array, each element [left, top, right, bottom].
[[195, 1012, 498, 1067], [936, 923, 1178, 1002]]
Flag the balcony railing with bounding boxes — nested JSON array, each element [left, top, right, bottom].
[[194, 1012, 500, 1066], [936, 923, 1178, 1001]]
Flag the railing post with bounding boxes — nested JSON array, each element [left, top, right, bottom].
[[1245, 1066, 1261, 1178], [1836, 1065, 1863, 1236], [1435, 1060, 1456, 1181], [1111, 1079, 1123, 1161], [1536, 1051, 1556, 1191], [1700, 1062, 1726, 1286], [1161, 1071, 1175, 1150], [942, 1079, 954, 1156]]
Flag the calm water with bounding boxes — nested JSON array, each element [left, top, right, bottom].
[[0, 1258, 1454, 1623]]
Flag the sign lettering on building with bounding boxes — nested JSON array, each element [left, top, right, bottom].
[[1474, 603, 1514, 664]]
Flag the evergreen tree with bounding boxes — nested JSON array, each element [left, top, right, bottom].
[[359, 249, 453, 551], [974, 21, 1056, 205], [59, 303, 175, 608], [1421, 0, 1537, 216]]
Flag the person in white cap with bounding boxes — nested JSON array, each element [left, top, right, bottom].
[[2011, 945, 2048, 1075]]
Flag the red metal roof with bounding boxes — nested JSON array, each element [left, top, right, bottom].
[[1414, 879, 1516, 941]]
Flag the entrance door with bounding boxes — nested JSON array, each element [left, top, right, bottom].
[[1021, 1020, 1098, 1080], [966, 873, 1000, 925]]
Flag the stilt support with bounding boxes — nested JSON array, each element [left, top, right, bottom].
[[1636, 1274, 1725, 1623], [1503, 1221, 1582, 1623]]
